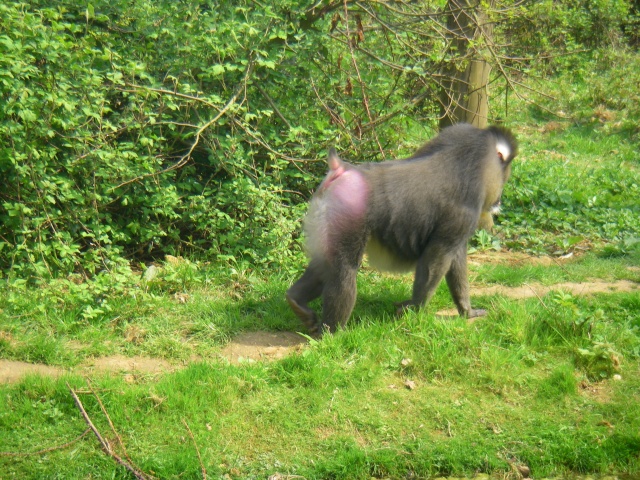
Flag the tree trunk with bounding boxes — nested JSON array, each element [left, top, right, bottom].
[[439, 0, 495, 129]]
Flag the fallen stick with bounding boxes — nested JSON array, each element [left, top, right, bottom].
[[0, 428, 91, 457], [85, 378, 138, 468], [182, 418, 207, 480], [67, 383, 149, 480]]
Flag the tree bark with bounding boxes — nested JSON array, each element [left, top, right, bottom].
[[439, 0, 495, 129]]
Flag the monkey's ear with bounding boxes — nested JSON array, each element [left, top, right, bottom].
[[327, 147, 343, 171], [496, 140, 513, 163], [489, 126, 517, 163]]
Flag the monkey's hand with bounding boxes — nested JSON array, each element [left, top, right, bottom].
[[394, 300, 416, 317], [466, 308, 487, 318], [477, 211, 494, 231]]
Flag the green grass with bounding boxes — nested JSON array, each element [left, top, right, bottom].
[[482, 49, 640, 258], [1, 252, 639, 478]]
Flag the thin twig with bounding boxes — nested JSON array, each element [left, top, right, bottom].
[[525, 284, 550, 312], [255, 83, 292, 129], [68, 384, 112, 453], [68, 383, 150, 480], [342, 0, 385, 157], [0, 428, 91, 457], [310, 78, 357, 153], [120, 85, 218, 108], [182, 418, 207, 480], [359, 92, 430, 133], [86, 378, 137, 468]]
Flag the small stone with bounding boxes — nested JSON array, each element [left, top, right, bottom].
[[404, 379, 417, 390], [517, 464, 531, 478]]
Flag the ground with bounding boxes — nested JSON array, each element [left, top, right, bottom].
[[1, 253, 637, 384], [0, 332, 308, 383]]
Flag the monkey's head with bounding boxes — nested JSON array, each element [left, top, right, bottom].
[[479, 126, 518, 231]]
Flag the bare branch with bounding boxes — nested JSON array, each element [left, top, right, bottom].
[[119, 85, 218, 109], [110, 54, 256, 191], [359, 91, 431, 133], [255, 82, 292, 129]]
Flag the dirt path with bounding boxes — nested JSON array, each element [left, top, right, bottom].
[[0, 361, 65, 384], [219, 331, 307, 364], [0, 356, 176, 384], [1, 274, 637, 384], [0, 334, 310, 383], [476, 279, 638, 299]]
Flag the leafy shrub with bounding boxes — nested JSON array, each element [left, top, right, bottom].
[[0, 1, 317, 278], [504, 0, 632, 59]]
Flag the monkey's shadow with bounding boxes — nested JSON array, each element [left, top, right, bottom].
[[354, 292, 468, 322], [269, 277, 478, 338], [352, 279, 481, 326]]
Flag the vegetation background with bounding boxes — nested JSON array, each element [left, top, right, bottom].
[[0, 0, 639, 478]]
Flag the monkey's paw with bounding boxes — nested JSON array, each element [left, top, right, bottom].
[[286, 294, 322, 337], [394, 300, 416, 317]]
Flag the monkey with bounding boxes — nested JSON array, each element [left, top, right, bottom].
[[287, 123, 517, 336]]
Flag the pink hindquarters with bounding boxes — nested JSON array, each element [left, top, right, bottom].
[[304, 168, 369, 260]]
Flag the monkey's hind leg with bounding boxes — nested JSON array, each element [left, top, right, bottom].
[[321, 265, 358, 334], [445, 245, 486, 318], [286, 260, 325, 336]]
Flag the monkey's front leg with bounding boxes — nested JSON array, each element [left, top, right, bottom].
[[395, 244, 454, 316], [445, 244, 486, 318]]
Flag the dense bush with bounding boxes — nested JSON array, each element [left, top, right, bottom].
[[504, 0, 632, 54], [0, 1, 319, 278]]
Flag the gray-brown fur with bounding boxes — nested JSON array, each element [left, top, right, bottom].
[[287, 123, 517, 336]]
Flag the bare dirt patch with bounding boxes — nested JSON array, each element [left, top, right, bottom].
[[476, 279, 638, 299], [436, 279, 638, 317], [0, 361, 66, 383], [0, 332, 308, 384], [219, 331, 307, 364], [84, 355, 175, 383], [469, 251, 559, 267], [0, 356, 175, 385], [579, 379, 615, 404], [467, 250, 638, 304]]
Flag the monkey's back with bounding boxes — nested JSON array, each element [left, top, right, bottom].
[[361, 124, 497, 262]]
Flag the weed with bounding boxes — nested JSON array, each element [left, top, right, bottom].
[[575, 341, 622, 380], [536, 364, 578, 399]]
